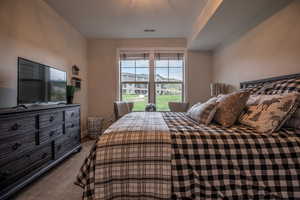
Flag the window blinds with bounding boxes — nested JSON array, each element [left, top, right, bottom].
[[120, 53, 149, 60], [155, 53, 184, 60]]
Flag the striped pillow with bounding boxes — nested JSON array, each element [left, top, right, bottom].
[[186, 98, 218, 125]]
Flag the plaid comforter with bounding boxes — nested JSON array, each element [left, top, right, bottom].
[[76, 112, 172, 200], [76, 112, 300, 199]]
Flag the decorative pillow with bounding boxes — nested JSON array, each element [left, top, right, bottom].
[[214, 91, 250, 127], [186, 98, 218, 125], [284, 107, 300, 130], [187, 102, 202, 113], [239, 93, 299, 133]]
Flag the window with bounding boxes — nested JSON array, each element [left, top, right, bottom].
[[155, 53, 184, 111], [120, 53, 149, 111], [119, 51, 184, 111]]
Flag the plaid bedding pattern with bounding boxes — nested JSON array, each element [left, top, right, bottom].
[[254, 78, 300, 95], [163, 112, 300, 199], [76, 112, 172, 200], [77, 111, 300, 199], [246, 84, 265, 94]]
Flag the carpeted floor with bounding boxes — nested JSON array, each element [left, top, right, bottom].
[[14, 140, 95, 200]]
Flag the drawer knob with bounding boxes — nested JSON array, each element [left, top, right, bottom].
[[49, 116, 54, 122], [11, 123, 21, 131], [12, 142, 22, 151], [71, 112, 75, 117], [49, 116, 55, 122], [49, 131, 55, 137], [71, 124, 75, 128], [42, 153, 48, 159]]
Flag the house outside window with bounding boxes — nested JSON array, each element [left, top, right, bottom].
[[119, 50, 185, 111]]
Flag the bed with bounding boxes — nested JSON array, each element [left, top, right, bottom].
[[76, 74, 300, 200]]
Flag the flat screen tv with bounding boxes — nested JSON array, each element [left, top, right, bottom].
[[18, 57, 67, 105]]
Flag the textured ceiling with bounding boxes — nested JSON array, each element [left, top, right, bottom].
[[45, 0, 208, 38]]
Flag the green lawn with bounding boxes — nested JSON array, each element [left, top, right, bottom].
[[123, 94, 181, 111]]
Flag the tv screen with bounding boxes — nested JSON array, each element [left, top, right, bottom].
[[18, 58, 67, 104]]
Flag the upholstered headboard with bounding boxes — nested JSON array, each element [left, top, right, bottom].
[[240, 73, 300, 89]]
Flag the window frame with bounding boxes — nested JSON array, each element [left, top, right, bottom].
[[118, 48, 186, 111]]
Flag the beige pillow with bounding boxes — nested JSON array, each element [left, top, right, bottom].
[[239, 93, 299, 133], [214, 91, 250, 127], [186, 98, 218, 125]]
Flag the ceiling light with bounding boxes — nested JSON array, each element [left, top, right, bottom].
[[144, 29, 156, 32]]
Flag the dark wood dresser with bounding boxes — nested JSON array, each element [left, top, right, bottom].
[[0, 104, 81, 200]]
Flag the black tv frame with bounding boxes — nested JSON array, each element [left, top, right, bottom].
[[17, 57, 67, 106]]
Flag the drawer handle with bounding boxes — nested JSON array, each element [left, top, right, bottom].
[[71, 112, 75, 117], [49, 131, 55, 137], [71, 124, 75, 128], [12, 142, 22, 151], [41, 153, 48, 159], [49, 116, 55, 122], [11, 123, 21, 131]]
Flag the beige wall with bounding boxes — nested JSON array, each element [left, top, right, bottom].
[[0, 0, 88, 136], [187, 51, 213, 105], [213, 1, 300, 90], [87, 38, 213, 123], [3, 0, 297, 135]]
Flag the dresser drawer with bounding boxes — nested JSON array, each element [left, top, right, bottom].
[[66, 121, 80, 135], [54, 139, 69, 159], [39, 125, 64, 144], [54, 134, 79, 159], [39, 111, 63, 129], [0, 115, 36, 140], [65, 108, 80, 123], [0, 143, 52, 189], [67, 128, 80, 147], [0, 133, 36, 163]]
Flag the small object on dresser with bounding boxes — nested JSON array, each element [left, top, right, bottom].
[[71, 77, 81, 89], [145, 103, 156, 112], [88, 117, 103, 139], [67, 85, 76, 104]]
